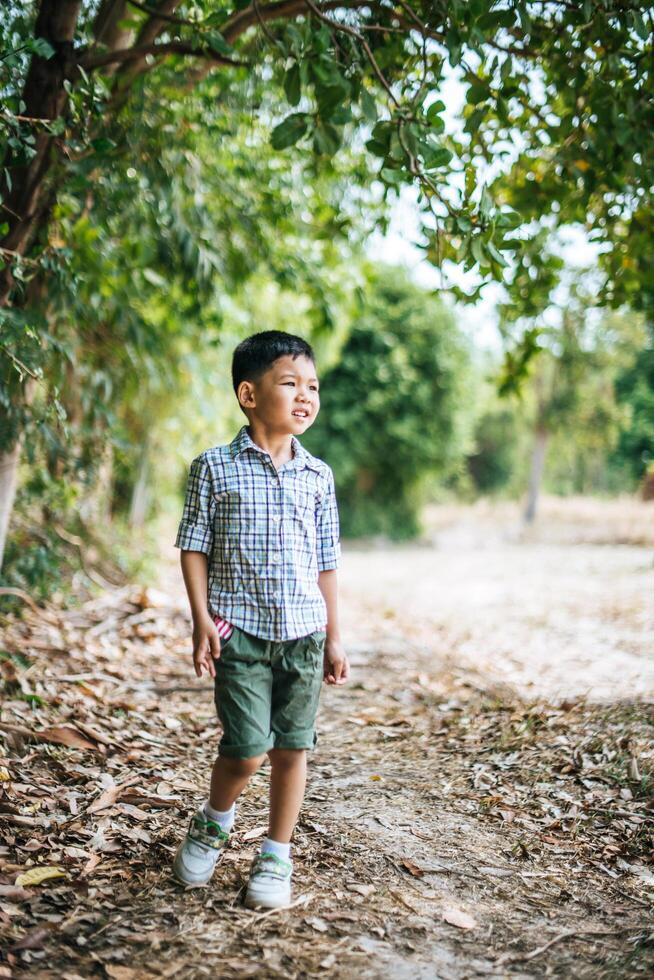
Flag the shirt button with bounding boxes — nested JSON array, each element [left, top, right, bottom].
[[272, 553, 281, 563], [273, 591, 281, 601], [272, 514, 281, 522]]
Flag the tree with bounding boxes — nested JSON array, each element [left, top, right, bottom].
[[303, 266, 472, 538], [613, 347, 654, 484], [496, 288, 646, 522], [2, 2, 654, 563]]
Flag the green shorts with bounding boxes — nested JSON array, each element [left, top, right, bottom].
[[213, 625, 327, 759]]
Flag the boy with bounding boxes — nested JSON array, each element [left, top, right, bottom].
[[172, 330, 349, 909]]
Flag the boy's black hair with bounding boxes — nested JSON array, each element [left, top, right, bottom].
[[232, 331, 315, 409]]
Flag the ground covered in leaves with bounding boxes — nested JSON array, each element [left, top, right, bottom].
[[1, 499, 653, 978]]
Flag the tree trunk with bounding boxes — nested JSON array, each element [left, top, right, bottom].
[[524, 427, 548, 524], [0, 376, 37, 569], [129, 440, 150, 530], [0, 0, 83, 306], [80, 440, 115, 527]]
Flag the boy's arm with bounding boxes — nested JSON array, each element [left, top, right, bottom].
[[180, 550, 222, 679], [175, 453, 221, 678], [318, 568, 349, 685]]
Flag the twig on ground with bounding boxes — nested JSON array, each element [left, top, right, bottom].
[[246, 891, 314, 920], [495, 928, 636, 966]]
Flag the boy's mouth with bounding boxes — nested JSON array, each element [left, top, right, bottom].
[[291, 410, 309, 419]]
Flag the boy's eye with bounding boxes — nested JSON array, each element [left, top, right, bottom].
[[282, 381, 319, 391]]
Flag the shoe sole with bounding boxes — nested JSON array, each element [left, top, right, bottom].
[[244, 888, 292, 910]]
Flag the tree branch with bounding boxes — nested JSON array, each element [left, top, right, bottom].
[[79, 41, 249, 71], [221, 0, 373, 45], [125, 0, 196, 26], [302, 0, 401, 107]]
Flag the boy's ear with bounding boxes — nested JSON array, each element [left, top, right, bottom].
[[238, 380, 256, 409]]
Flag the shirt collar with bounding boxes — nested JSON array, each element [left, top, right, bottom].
[[229, 425, 318, 471]]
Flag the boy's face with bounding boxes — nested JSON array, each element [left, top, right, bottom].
[[240, 354, 320, 434]]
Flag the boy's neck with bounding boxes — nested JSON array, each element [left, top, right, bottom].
[[245, 422, 295, 465]]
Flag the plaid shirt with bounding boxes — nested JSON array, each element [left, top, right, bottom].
[[174, 424, 341, 641]]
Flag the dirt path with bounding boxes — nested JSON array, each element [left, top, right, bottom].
[[1, 500, 652, 978]]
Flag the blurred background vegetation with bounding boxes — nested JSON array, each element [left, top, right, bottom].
[[2, 2, 653, 613], [5, 242, 651, 612]]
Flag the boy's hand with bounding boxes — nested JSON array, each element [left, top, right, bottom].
[[323, 637, 349, 685], [192, 616, 222, 679]]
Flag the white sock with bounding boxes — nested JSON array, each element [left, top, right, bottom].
[[204, 800, 235, 831], [260, 837, 291, 861]]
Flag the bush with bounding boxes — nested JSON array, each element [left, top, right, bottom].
[[303, 267, 472, 539]]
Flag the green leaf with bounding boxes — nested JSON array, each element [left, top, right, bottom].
[[313, 121, 340, 156], [466, 81, 489, 105], [487, 241, 508, 267], [90, 137, 117, 154], [271, 112, 308, 150], [330, 105, 352, 125], [365, 138, 388, 158], [445, 28, 462, 66], [315, 78, 350, 117], [471, 237, 490, 268], [207, 32, 235, 57], [479, 186, 493, 221], [360, 88, 377, 124], [30, 37, 55, 59], [496, 209, 521, 229], [465, 106, 486, 135], [419, 138, 453, 169], [425, 99, 446, 121], [630, 10, 649, 40], [284, 63, 301, 106], [380, 167, 405, 185]]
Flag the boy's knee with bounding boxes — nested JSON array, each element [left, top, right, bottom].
[[268, 747, 306, 769], [223, 752, 266, 776]]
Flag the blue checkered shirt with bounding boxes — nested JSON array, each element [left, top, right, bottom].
[[174, 425, 341, 641]]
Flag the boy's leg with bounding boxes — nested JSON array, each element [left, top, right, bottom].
[[267, 748, 307, 843], [243, 633, 324, 909], [209, 752, 266, 812], [173, 626, 275, 887]]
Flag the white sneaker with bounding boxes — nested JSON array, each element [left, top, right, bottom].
[[244, 852, 293, 909], [172, 806, 231, 886]]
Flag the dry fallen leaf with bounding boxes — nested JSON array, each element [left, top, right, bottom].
[[105, 967, 160, 980], [242, 825, 269, 841], [39, 725, 98, 752], [15, 865, 67, 887], [0, 883, 31, 901], [347, 882, 375, 897], [442, 905, 478, 930], [10, 923, 58, 950], [401, 858, 425, 877], [81, 853, 102, 876], [304, 915, 329, 932], [87, 784, 122, 814]]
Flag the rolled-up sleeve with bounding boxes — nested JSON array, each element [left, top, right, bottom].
[[316, 465, 341, 571], [174, 454, 215, 554]]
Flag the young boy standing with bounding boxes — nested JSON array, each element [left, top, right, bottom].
[[172, 330, 349, 909]]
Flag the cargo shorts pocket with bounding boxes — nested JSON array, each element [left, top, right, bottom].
[[308, 630, 327, 657]]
